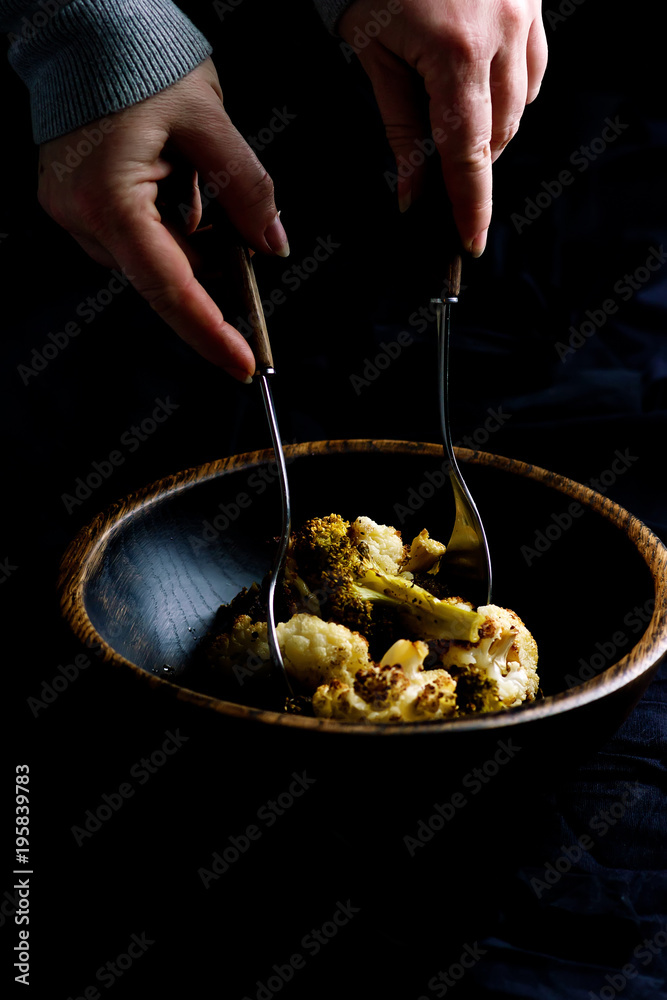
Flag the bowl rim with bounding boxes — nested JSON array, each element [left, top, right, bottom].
[[58, 439, 667, 735]]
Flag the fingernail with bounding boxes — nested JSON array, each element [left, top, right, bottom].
[[470, 229, 488, 258], [398, 186, 412, 214], [226, 367, 254, 384], [264, 214, 290, 257]]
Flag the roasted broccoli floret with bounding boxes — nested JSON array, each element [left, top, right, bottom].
[[287, 514, 485, 646], [448, 663, 503, 715]]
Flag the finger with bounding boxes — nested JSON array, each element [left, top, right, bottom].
[[355, 48, 432, 212], [98, 195, 255, 380], [154, 153, 203, 236], [488, 44, 528, 162], [426, 65, 494, 257], [171, 104, 289, 258], [526, 17, 549, 104], [189, 173, 203, 236]]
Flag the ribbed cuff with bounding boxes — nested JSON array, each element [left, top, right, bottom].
[[6, 0, 213, 142], [311, 0, 353, 34]]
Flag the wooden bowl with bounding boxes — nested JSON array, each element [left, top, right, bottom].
[[59, 440, 667, 749]]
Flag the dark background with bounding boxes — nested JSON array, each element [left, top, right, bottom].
[[3, 1, 666, 997]]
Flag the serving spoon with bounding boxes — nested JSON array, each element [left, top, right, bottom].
[[225, 241, 295, 698]]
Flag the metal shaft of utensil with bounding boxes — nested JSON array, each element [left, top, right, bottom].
[[256, 370, 294, 696], [231, 243, 294, 696], [433, 295, 493, 606]]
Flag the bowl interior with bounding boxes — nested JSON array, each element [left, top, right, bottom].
[[77, 442, 658, 712]]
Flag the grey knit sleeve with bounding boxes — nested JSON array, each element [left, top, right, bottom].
[[0, 0, 212, 143], [311, 0, 353, 34]]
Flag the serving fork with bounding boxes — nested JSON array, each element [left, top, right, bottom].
[[431, 249, 493, 608]]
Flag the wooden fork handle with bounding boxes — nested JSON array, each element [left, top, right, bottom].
[[227, 243, 274, 373]]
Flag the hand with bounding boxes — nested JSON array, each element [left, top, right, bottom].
[[339, 0, 548, 256], [37, 58, 289, 381]]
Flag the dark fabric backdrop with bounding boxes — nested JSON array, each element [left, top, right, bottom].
[[4, 1, 665, 997]]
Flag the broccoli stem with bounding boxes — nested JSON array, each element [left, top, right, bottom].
[[355, 570, 485, 642]]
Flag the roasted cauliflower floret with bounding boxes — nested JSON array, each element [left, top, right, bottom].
[[349, 515, 407, 575], [437, 604, 539, 709], [313, 637, 457, 723], [401, 528, 447, 575], [276, 613, 371, 689]]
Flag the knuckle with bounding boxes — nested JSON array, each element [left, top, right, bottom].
[[419, 27, 486, 72], [142, 282, 183, 319], [498, 0, 526, 32], [446, 29, 488, 66], [455, 139, 492, 173], [241, 168, 275, 211], [493, 116, 521, 152]]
